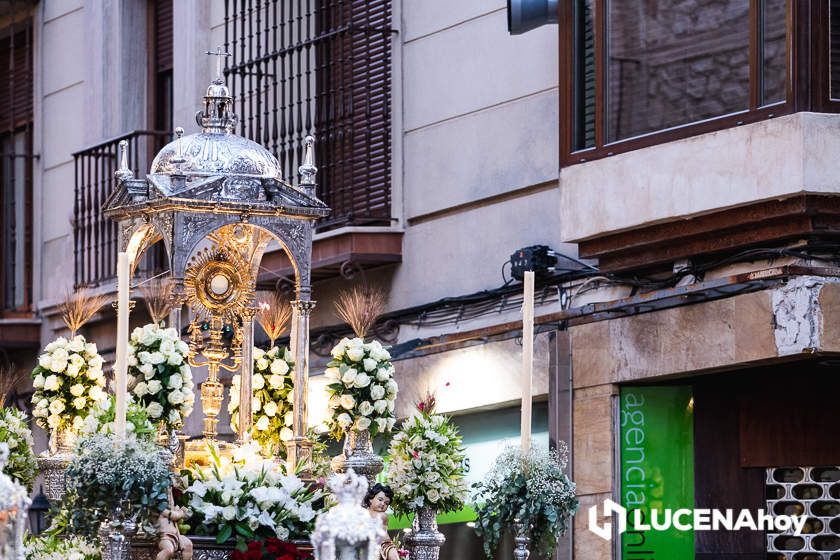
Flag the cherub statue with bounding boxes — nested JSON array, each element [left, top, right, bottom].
[[311, 469, 385, 560], [154, 488, 193, 560], [363, 483, 400, 560]]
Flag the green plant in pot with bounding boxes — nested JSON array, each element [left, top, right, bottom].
[[63, 433, 171, 547], [472, 444, 579, 559]]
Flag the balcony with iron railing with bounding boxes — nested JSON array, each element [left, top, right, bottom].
[[72, 0, 402, 288], [72, 130, 171, 288], [223, 0, 402, 282]]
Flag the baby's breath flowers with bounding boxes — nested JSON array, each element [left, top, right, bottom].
[[472, 445, 578, 559]]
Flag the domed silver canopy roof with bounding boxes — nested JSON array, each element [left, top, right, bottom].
[[150, 131, 283, 180], [103, 55, 329, 217], [150, 76, 283, 182]]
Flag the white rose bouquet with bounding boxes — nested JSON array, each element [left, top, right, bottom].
[[229, 346, 295, 454], [324, 337, 398, 439], [127, 323, 195, 429], [181, 442, 323, 547], [30, 335, 108, 434], [0, 407, 38, 490], [386, 397, 469, 517]]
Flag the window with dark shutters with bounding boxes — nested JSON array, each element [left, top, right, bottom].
[[72, 1, 172, 288], [224, 0, 394, 231], [152, 0, 174, 132], [0, 18, 34, 314]]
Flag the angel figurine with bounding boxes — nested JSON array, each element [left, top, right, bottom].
[[363, 483, 401, 560], [154, 488, 193, 560]]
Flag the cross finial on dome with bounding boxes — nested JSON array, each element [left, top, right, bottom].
[[205, 46, 231, 83]]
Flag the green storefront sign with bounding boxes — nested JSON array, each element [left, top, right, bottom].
[[620, 386, 695, 559]]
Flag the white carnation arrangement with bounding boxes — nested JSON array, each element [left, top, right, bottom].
[[386, 397, 469, 517], [229, 346, 295, 454], [127, 323, 195, 429], [0, 407, 38, 491], [30, 335, 108, 433], [181, 442, 324, 546], [79, 395, 156, 443], [324, 337, 397, 439], [24, 534, 100, 560]]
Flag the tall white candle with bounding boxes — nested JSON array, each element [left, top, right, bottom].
[[521, 271, 534, 454], [114, 252, 130, 441]]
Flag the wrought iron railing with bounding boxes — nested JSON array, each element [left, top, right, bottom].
[[72, 130, 171, 288], [224, 0, 395, 231]]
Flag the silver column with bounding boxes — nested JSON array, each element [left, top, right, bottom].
[[284, 296, 316, 478], [237, 307, 257, 444]]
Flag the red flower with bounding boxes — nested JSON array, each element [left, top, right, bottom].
[[233, 539, 313, 560]]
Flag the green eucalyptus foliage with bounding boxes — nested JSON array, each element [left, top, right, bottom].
[[472, 445, 579, 559], [63, 433, 172, 536]]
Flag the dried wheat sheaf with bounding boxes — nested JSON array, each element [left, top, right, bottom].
[[61, 288, 107, 336], [140, 277, 174, 325], [334, 287, 386, 339], [0, 363, 24, 407], [256, 291, 293, 347]]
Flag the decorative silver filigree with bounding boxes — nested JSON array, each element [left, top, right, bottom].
[[312, 470, 385, 560], [512, 521, 531, 560], [404, 506, 445, 560], [151, 212, 175, 259], [190, 536, 234, 560], [193, 550, 230, 560], [330, 429, 384, 485], [37, 429, 76, 506], [151, 131, 280, 181], [98, 504, 138, 560]]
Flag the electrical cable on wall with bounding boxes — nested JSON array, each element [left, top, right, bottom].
[[273, 243, 840, 352]]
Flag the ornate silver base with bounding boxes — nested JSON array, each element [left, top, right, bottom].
[[404, 506, 445, 560], [0, 501, 29, 560], [37, 429, 76, 505], [189, 536, 232, 560], [512, 521, 530, 560], [98, 507, 138, 560], [330, 428, 383, 484], [36, 453, 72, 506], [124, 537, 315, 560]]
